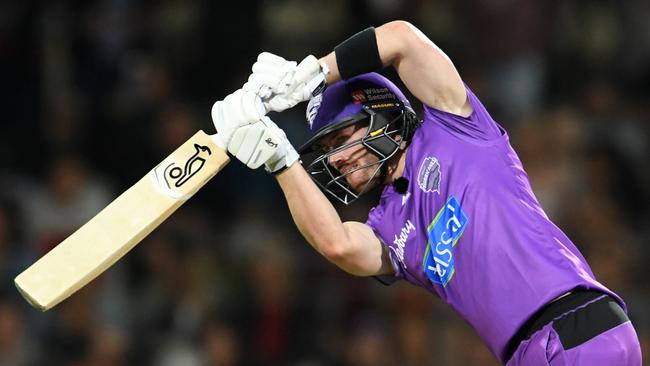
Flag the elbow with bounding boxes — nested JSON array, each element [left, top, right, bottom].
[[319, 239, 362, 275], [377, 20, 423, 61], [382, 20, 421, 43], [383, 20, 416, 36], [320, 239, 349, 265]]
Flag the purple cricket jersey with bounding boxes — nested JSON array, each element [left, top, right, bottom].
[[366, 86, 624, 363]]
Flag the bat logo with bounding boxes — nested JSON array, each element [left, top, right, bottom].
[[160, 144, 212, 189], [265, 138, 278, 148]]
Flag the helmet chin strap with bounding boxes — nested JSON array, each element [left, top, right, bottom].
[[377, 142, 405, 185], [377, 159, 390, 186]]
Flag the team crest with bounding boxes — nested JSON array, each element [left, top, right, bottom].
[[417, 156, 441, 193]]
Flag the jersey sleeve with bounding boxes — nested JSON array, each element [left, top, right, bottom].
[[423, 85, 505, 142], [366, 205, 405, 286], [373, 249, 404, 285]]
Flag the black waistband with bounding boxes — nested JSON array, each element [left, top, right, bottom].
[[503, 289, 627, 363]]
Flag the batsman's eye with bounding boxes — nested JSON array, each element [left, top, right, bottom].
[[328, 134, 351, 151]]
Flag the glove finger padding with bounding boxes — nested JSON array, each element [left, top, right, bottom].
[[228, 120, 282, 169], [256, 52, 289, 66], [251, 60, 297, 95], [244, 73, 283, 97], [211, 101, 235, 141], [295, 55, 326, 99], [243, 79, 273, 99], [211, 89, 267, 145], [247, 68, 283, 88], [294, 55, 322, 85], [225, 90, 265, 124], [243, 52, 325, 114]]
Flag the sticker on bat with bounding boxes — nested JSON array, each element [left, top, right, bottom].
[[151, 143, 212, 199]]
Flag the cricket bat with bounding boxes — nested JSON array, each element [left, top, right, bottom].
[[15, 130, 230, 311]]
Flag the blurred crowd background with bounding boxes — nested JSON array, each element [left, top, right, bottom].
[[1, 1, 649, 365]]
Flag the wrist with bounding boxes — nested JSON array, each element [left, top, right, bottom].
[[265, 141, 300, 174], [319, 53, 340, 85], [311, 59, 330, 97]]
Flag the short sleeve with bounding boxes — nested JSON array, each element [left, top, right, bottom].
[[423, 85, 505, 142], [373, 247, 404, 286], [366, 205, 405, 286]]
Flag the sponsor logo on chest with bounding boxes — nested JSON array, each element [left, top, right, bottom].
[[392, 219, 415, 269], [423, 196, 469, 286]]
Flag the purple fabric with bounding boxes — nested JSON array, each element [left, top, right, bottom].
[[506, 321, 642, 365], [365, 85, 625, 363], [309, 72, 411, 135]]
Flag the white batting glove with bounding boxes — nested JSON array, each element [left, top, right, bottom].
[[228, 116, 299, 173], [243, 52, 297, 99], [211, 89, 266, 145], [243, 52, 327, 113]]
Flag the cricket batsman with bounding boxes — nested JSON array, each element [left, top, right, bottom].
[[210, 21, 642, 365]]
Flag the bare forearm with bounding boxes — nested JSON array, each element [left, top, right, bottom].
[[275, 163, 348, 259], [275, 164, 391, 276]]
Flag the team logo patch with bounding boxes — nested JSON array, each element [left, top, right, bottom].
[[423, 196, 468, 286], [417, 157, 441, 193]]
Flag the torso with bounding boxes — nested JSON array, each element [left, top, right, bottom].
[[366, 86, 622, 363]]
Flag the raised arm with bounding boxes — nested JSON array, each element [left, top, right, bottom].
[[229, 21, 466, 276], [319, 21, 471, 116], [243, 20, 471, 117]]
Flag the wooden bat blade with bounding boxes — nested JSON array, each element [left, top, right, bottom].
[[14, 130, 229, 311]]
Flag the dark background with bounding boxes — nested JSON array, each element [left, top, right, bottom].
[[1, 1, 649, 365]]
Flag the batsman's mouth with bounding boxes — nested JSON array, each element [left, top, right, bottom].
[[339, 164, 357, 175]]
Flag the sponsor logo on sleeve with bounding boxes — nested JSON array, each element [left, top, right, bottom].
[[417, 156, 441, 193], [391, 219, 415, 269], [423, 196, 468, 286]]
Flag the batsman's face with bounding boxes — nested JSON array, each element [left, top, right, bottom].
[[321, 124, 381, 193]]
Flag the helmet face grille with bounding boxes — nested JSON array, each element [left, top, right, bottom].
[[299, 72, 421, 204], [301, 104, 418, 205]]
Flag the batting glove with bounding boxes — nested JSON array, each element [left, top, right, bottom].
[[228, 116, 299, 173], [211, 89, 266, 145], [243, 52, 328, 113]]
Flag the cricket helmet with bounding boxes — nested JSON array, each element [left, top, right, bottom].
[[299, 72, 419, 204]]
